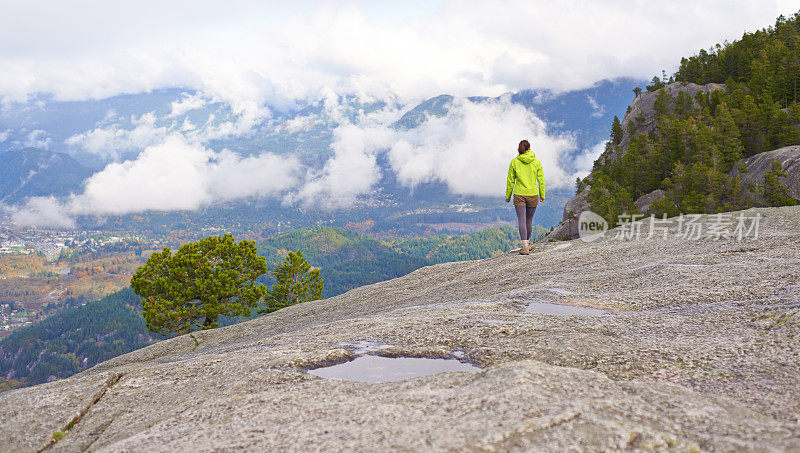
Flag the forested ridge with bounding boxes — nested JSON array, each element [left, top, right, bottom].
[[0, 288, 157, 388], [587, 12, 800, 224], [257, 225, 523, 297]]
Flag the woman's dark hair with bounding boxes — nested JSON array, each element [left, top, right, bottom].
[[518, 140, 530, 154]]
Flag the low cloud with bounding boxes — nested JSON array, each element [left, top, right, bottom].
[[293, 97, 579, 206], [24, 130, 51, 149], [7, 135, 301, 227], [294, 122, 393, 208], [571, 141, 606, 181], [5, 196, 75, 229], [65, 112, 168, 159], [387, 99, 575, 197], [65, 102, 273, 159], [168, 92, 207, 117]]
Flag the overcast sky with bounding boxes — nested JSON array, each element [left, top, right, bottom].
[[1, 0, 796, 106]]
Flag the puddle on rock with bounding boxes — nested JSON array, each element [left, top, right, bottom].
[[525, 302, 610, 316], [308, 355, 480, 382]]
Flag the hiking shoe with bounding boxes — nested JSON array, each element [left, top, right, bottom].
[[519, 245, 530, 255]]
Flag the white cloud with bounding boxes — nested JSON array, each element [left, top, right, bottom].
[[168, 92, 207, 117], [292, 97, 578, 206], [0, 1, 794, 107], [65, 112, 168, 159], [5, 196, 75, 229], [587, 95, 605, 119], [295, 122, 394, 208], [24, 129, 51, 149], [0, 129, 10, 142], [572, 141, 606, 181], [207, 149, 302, 202], [386, 99, 575, 197], [7, 135, 301, 227], [71, 135, 213, 214]]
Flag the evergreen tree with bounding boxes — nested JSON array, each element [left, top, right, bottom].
[[258, 251, 323, 314], [611, 116, 624, 145], [130, 234, 268, 337], [761, 160, 798, 206]]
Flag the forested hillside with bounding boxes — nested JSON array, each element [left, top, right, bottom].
[[0, 148, 92, 204], [394, 225, 542, 264], [257, 225, 523, 297], [257, 227, 429, 298], [0, 288, 157, 388], [587, 12, 800, 224]]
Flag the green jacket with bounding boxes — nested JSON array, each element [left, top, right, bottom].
[[506, 150, 545, 200]]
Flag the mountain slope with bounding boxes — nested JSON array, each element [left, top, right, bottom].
[[257, 225, 522, 297], [1, 205, 798, 451], [0, 148, 92, 204], [0, 288, 156, 387], [257, 226, 429, 298]]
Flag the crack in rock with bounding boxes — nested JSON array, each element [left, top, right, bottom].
[[38, 372, 123, 452]]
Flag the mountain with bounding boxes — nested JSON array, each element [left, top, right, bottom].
[[394, 78, 642, 150], [2, 205, 799, 450], [548, 13, 800, 240], [0, 148, 92, 204]]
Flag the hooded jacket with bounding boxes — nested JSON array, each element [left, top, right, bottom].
[[506, 150, 545, 200]]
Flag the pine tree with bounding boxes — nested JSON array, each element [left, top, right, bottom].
[[610, 116, 624, 145], [130, 234, 268, 338], [258, 251, 323, 314], [761, 160, 798, 206]]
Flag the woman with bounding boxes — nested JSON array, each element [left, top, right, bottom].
[[505, 139, 545, 255]]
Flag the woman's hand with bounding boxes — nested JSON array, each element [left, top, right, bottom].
[[506, 198, 510, 203]]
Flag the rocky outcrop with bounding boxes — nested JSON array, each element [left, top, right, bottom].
[[545, 82, 727, 240], [543, 187, 589, 241], [634, 189, 666, 215], [730, 145, 800, 200], [1, 206, 799, 451], [610, 82, 726, 160]]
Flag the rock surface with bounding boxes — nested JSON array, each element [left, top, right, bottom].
[[634, 189, 666, 215], [731, 145, 800, 200], [2, 206, 800, 451]]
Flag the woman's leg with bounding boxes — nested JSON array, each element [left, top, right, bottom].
[[525, 205, 537, 240], [515, 204, 527, 241]]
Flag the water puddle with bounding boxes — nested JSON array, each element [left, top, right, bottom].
[[308, 355, 480, 382], [525, 302, 610, 316]]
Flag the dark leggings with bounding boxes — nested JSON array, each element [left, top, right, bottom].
[[515, 205, 537, 241]]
